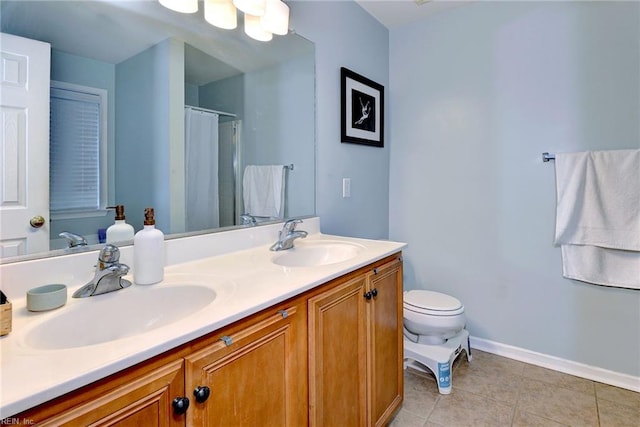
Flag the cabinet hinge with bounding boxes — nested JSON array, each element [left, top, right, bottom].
[[220, 335, 233, 346]]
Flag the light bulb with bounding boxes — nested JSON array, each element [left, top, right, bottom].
[[244, 13, 272, 42], [233, 0, 266, 17], [158, 0, 198, 14], [205, 0, 238, 30], [261, 0, 289, 36]]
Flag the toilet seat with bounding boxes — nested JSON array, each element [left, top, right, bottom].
[[404, 290, 464, 316]]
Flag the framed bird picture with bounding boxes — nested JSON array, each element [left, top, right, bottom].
[[340, 67, 384, 147]]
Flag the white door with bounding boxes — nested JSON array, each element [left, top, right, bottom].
[[0, 33, 51, 257]]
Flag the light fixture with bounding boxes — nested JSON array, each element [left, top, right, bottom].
[[233, 0, 266, 17], [204, 0, 237, 30], [158, 0, 289, 42], [158, 0, 198, 14], [244, 13, 272, 42], [261, 0, 289, 35]]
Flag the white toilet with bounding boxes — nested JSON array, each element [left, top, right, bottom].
[[403, 290, 472, 394]]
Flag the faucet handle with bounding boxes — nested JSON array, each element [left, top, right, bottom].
[[283, 219, 302, 233], [240, 213, 257, 225], [104, 262, 129, 276], [98, 244, 121, 263], [59, 231, 88, 248]]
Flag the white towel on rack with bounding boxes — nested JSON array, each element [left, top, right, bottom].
[[242, 165, 286, 218], [554, 149, 640, 289]]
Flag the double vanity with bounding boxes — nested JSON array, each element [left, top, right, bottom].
[[0, 218, 406, 425]]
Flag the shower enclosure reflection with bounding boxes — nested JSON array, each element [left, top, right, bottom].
[[184, 106, 239, 231]]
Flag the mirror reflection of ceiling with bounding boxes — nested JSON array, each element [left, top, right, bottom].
[[1, 0, 311, 80]]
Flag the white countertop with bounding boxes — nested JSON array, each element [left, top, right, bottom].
[[0, 220, 405, 418]]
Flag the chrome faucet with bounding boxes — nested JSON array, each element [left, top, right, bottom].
[[72, 244, 132, 298], [59, 231, 88, 248], [240, 213, 257, 226], [270, 219, 308, 251]]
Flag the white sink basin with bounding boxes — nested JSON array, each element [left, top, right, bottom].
[[271, 240, 364, 267], [23, 277, 234, 350]]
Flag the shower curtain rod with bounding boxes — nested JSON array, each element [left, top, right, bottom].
[[185, 105, 236, 118], [542, 152, 555, 162]]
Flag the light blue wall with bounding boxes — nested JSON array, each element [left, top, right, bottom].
[[243, 54, 315, 218], [198, 74, 244, 116], [290, 1, 390, 239], [388, 1, 640, 376], [197, 54, 316, 220], [116, 39, 178, 232], [185, 82, 199, 106]]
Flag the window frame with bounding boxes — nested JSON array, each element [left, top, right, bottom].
[[49, 80, 109, 220]]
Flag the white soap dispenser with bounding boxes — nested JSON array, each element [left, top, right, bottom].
[[106, 205, 135, 244], [133, 207, 165, 285]]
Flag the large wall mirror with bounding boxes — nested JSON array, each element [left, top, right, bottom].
[[0, 0, 315, 263]]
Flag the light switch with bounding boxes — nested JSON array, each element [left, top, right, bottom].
[[342, 178, 351, 198]]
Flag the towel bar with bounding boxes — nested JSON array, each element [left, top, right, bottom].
[[542, 152, 555, 162]]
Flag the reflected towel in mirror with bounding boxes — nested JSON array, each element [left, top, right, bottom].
[[243, 165, 286, 218]]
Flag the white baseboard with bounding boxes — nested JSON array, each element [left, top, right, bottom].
[[469, 336, 640, 393]]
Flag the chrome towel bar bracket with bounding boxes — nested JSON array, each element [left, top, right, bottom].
[[542, 152, 556, 162]]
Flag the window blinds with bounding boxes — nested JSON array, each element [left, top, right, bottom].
[[49, 86, 101, 212]]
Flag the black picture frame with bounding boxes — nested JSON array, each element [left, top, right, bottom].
[[341, 67, 384, 147]]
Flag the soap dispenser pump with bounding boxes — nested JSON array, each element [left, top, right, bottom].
[[133, 207, 165, 285], [106, 205, 135, 244]]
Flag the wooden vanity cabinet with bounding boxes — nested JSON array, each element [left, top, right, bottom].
[[368, 257, 404, 426], [16, 357, 186, 426], [12, 253, 402, 427], [15, 301, 307, 427], [308, 255, 403, 427], [184, 303, 307, 427], [308, 273, 369, 426]]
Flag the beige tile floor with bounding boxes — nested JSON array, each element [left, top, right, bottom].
[[390, 349, 640, 427]]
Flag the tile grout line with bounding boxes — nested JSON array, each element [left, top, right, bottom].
[[593, 382, 602, 427], [508, 370, 524, 426], [510, 359, 529, 426], [426, 394, 443, 425]]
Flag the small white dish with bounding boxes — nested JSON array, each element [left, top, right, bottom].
[[27, 284, 67, 312]]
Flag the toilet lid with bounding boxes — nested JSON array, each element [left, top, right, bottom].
[[404, 290, 463, 312]]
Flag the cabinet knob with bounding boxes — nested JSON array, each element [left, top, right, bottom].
[[371, 288, 378, 298], [364, 291, 372, 300], [172, 396, 190, 415], [194, 385, 211, 403]]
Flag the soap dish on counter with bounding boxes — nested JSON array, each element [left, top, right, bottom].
[[27, 284, 68, 312]]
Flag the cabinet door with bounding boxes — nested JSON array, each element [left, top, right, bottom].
[[31, 360, 185, 427], [368, 257, 404, 427], [308, 275, 368, 427], [185, 304, 306, 427]]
